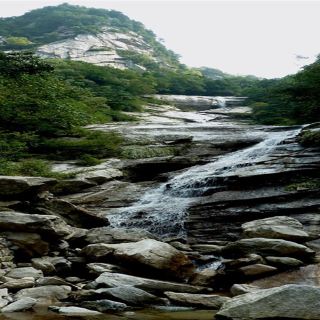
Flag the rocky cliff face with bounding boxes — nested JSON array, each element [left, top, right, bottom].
[[37, 27, 156, 70], [0, 4, 180, 71]]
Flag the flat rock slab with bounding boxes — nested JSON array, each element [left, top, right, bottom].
[[83, 239, 194, 280], [15, 285, 72, 301], [0, 176, 56, 198], [6, 267, 43, 279], [96, 285, 161, 306], [222, 238, 315, 260], [81, 299, 127, 312], [51, 306, 102, 315], [164, 292, 230, 309], [85, 226, 156, 244], [239, 264, 277, 277], [95, 272, 205, 294], [0, 211, 71, 237], [1, 297, 37, 313], [216, 284, 320, 319], [242, 216, 310, 242]]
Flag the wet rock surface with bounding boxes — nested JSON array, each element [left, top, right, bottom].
[[0, 97, 318, 319]]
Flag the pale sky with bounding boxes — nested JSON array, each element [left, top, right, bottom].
[[0, 0, 319, 78]]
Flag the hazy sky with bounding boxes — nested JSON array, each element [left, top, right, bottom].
[[0, 0, 319, 78]]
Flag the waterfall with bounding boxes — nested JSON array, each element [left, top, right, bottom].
[[107, 125, 301, 239]]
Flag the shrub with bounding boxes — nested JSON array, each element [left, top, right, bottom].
[[298, 130, 320, 147], [78, 154, 102, 166], [0, 158, 74, 179], [38, 130, 123, 160]]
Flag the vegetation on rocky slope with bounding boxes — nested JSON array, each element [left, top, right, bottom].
[[245, 57, 320, 125], [0, 3, 180, 67], [0, 52, 124, 176]]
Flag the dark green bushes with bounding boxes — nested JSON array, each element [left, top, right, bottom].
[[298, 130, 320, 147], [38, 131, 123, 160]]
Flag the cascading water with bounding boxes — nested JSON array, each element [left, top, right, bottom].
[[107, 107, 302, 239]]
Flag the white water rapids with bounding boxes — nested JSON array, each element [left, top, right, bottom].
[[108, 127, 301, 238]]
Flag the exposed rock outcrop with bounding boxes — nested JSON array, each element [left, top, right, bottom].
[[216, 284, 320, 320]]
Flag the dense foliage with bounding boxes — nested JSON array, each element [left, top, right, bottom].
[[53, 59, 155, 112], [0, 52, 124, 176], [244, 58, 320, 125]]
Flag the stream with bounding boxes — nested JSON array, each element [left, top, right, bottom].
[[105, 96, 302, 239]]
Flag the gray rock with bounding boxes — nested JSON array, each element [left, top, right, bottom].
[[76, 168, 123, 184], [36, 277, 72, 287], [31, 257, 71, 276], [83, 239, 194, 280], [81, 299, 127, 312], [239, 264, 277, 277], [85, 226, 155, 244], [224, 254, 264, 270], [164, 292, 230, 309], [190, 244, 223, 254], [15, 285, 71, 301], [230, 284, 261, 296], [3, 232, 49, 257], [243, 216, 304, 231], [50, 179, 96, 195], [190, 269, 217, 287], [0, 176, 56, 198], [36, 198, 108, 229], [1, 277, 35, 290], [242, 216, 310, 242], [222, 238, 315, 260], [95, 272, 204, 294], [1, 297, 37, 313], [32, 257, 55, 274], [0, 288, 10, 308], [51, 306, 102, 315], [87, 262, 126, 275], [216, 284, 320, 319], [6, 267, 43, 280], [0, 211, 72, 237], [265, 256, 304, 268], [96, 285, 160, 306]]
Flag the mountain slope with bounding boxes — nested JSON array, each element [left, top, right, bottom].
[[0, 3, 180, 70]]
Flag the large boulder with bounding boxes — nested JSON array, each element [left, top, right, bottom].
[[35, 199, 108, 229], [81, 299, 128, 312], [49, 178, 96, 195], [76, 168, 123, 184], [81, 299, 127, 312], [1, 297, 37, 313], [6, 267, 43, 279], [230, 284, 261, 296], [242, 216, 310, 242], [265, 256, 304, 268], [31, 257, 71, 276], [96, 285, 161, 306], [15, 285, 72, 302], [94, 272, 204, 294], [164, 292, 230, 309], [83, 239, 195, 280], [1, 277, 35, 290], [85, 227, 155, 244], [3, 232, 49, 257], [0, 176, 56, 199], [216, 284, 320, 319], [222, 238, 315, 260], [0, 211, 72, 238], [239, 264, 277, 277]]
